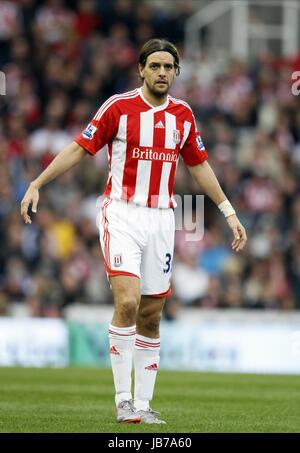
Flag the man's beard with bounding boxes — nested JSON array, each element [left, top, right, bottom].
[[147, 81, 169, 98]]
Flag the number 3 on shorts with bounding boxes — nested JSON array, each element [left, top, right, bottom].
[[163, 253, 172, 274]]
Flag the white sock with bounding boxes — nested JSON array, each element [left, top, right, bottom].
[[134, 334, 160, 411], [108, 324, 136, 406]]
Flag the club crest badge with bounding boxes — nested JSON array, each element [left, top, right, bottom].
[[173, 129, 180, 144], [114, 254, 122, 267]]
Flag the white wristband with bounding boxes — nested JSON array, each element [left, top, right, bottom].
[[218, 200, 236, 218]]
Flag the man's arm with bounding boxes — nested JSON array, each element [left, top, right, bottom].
[[20, 141, 87, 224], [188, 160, 247, 252]]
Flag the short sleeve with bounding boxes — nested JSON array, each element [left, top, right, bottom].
[[180, 111, 208, 166], [74, 100, 119, 155]]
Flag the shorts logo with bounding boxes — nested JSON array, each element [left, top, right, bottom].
[[173, 129, 180, 144], [196, 134, 205, 151], [82, 123, 97, 140], [114, 254, 122, 267]]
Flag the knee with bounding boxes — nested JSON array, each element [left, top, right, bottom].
[[118, 297, 139, 322], [137, 310, 162, 334]]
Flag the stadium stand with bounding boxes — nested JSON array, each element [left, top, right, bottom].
[[0, 0, 300, 317]]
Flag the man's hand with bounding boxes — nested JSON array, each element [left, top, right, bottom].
[[20, 183, 39, 224], [226, 214, 247, 252]]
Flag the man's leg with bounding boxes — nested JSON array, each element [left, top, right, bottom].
[[134, 295, 165, 421], [109, 275, 141, 423]]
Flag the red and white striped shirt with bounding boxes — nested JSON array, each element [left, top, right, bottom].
[[75, 88, 208, 209]]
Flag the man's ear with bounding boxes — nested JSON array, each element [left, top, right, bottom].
[[138, 64, 144, 79]]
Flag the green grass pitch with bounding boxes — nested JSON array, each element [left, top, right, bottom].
[[0, 367, 300, 433]]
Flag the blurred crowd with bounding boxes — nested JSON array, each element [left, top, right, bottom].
[[1, 0, 300, 318]]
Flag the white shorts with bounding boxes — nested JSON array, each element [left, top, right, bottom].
[[98, 198, 175, 297]]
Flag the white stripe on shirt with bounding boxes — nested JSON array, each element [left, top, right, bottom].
[[110, 114, 128, 199], [164, 112, 177, 150]]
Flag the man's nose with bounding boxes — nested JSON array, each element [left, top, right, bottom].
[[158, 66, 167, 77]]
